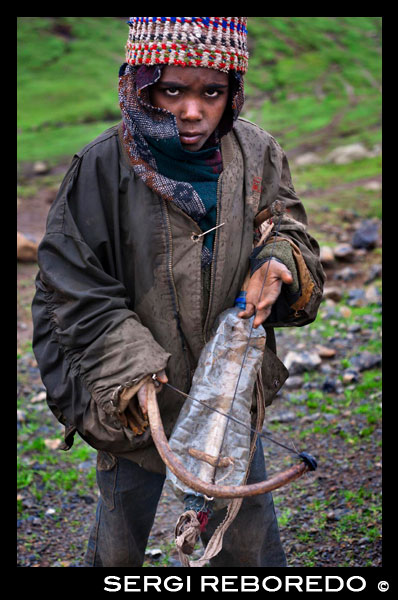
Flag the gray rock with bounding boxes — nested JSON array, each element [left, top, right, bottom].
[[145, 548, 163, 559], [350, 351, 381, 372], [320, 246, 335, 266], [284, 375, 304, 389], [333, 244, 356, 261], [323, 287, 343, 302], [352, 219, 380, 249], [347, 289, 367, 307], [301, 412, 321, 423], [333, 267, 357, 282], [268, 411, 296, 423], [326, 143, 373, 165], [362, 180, 382, 191], [295, 152, 323, 166], [365, 284, 381, 305], [342, 369, 360, 384], [284, 351, 322, 375], [322, 378, 339, 393], [17, 409, 26, 423], [365, 264, 382, 284], [33, 160, 50, 175]]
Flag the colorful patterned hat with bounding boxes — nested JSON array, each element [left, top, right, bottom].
[[125, 17, 249, 73]]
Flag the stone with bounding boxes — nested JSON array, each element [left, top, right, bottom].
[[17, 409, 26, 423], [17, 232, 38, 262], [284, 375, 304, 389], [33, 161, 50, 175], [347, 324, 361, 333], [30, 391, 47, 404], [347, 289, 366, 307], [316, 345, 336, 358], [333, 244, 356, 261], [268, 411, 296, 423], [44, 438, 63, 450], [145, 548, 163, 558], [365, 284, 381, 305], [284, 350, 322, 375], [301, 412, 321, 423], [350, 351, 382, 372], [362, 180, 382, 192], [342, 369, 360, 384], [322, 378, 339, 393], [339, 306, 352, 319], [326, 143, 373, 165], [365, 264, 382, 284], [323, 287, 343, 302], [333, 267, 357, 282], [320, 246, 335, 266], [294, 152, 323, 167], [352, 219, 380, 250]]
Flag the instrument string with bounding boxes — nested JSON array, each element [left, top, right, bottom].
[[163, 381, 301, 457]]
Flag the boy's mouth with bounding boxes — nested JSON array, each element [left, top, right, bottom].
[[179, 131, 205, 146]]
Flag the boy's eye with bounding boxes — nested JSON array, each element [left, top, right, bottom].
[[205, 89, 221, 98], [164, 87, 180, 96]]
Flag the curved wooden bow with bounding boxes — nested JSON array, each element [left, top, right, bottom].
[[146, 198, 317, 498], [146, 383, 315, 499]]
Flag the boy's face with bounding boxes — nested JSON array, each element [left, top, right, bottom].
[[150, 66, 229, 152]]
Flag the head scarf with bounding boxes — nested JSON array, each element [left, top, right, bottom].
[[118, 62, 245, 267]]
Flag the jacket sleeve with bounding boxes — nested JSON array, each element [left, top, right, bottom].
[[255, 135, 325, 327], [32, 149, 171, 450]]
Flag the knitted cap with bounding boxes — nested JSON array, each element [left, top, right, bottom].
[[125, 17, 249, 73]]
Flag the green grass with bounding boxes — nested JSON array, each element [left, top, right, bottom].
[[18, 17, 126, 163], [17, 386, 97, 508], [244, 17, 381, 154], [294, 157, 381, 191], [18, 120, 120, 164], [17, 18, 125, 128]]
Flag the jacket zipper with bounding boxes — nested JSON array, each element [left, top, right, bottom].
[[162, 199, 192, 384], [203, 174, 223, 343], [163, 199, 180, 313]]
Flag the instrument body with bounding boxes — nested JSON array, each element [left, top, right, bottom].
[[166, 306, 266, 510]]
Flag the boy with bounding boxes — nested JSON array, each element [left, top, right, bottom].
[[32, 17, 324, 567]]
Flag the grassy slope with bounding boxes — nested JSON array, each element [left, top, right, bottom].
[[17, 17, 126, 163]]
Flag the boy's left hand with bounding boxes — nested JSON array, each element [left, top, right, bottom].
[[238, 259, 293, 328]]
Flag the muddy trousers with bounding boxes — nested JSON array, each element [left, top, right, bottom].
[[83, 438, 287, 568]]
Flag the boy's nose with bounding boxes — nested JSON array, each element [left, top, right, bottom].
[[180, 100, 203, 121]]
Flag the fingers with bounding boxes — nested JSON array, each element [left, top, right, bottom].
[[239, 302, 271, 328], [253, 307, 271, 328], [137, 371, 167, 416], [238, 302, 255, 319], [137, 384, 149, 416], [238, 260, 293, 326], [156, 369, 168, 384], [154, 369, 168, 394], [279, 264, 293, 284]]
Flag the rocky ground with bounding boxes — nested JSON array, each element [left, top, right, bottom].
[[17, 161, 382, 568]]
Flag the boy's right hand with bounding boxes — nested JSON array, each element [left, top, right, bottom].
[[137, 369, 168, 416], [118, 369, 168, 434]]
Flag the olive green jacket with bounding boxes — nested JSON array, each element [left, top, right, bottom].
[[32, 118, 325, 473]]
